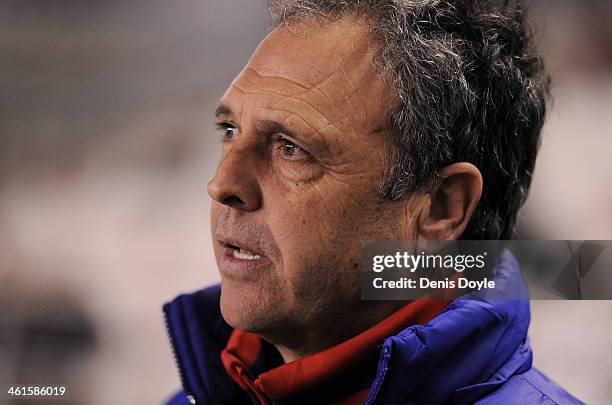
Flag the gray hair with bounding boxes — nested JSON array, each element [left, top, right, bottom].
[[267, 0, 550, 240]]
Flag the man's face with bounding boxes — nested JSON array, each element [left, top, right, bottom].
[[209, 16, 420, 342]]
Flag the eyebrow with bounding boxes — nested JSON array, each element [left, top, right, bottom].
[[255, 119, 298, 139], [215, 104, 298, 138], [215, 104, 232, 118], [214, 104, 324, 151], [215, 104, 329, 150]]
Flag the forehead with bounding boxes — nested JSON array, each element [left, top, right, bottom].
[[220, 15, 394, 133], [250, 16, 376, 86]]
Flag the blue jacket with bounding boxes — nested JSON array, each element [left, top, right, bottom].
[[163, 250, 583, 404]]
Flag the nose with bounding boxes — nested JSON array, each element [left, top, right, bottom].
[[207, 147, 262, 211]]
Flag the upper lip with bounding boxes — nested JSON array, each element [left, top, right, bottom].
[[217, 235, 265, 257]]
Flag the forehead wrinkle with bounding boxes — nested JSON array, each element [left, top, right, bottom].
[[242, 66, 310, 93], [252, 55, 328, 91], [239, 64, 346, 105], [238, 66, 374, 137], [332, 43, 394, 130], [232, 72, 384, 150], [232, 78, 341, 123], [254, 14, 374, 77], [334, 46, 374, 94], [232, 68, 347, 128], [241, 34, 389, 133], [333, 59, 373, 130], [240, 95, 252, 131], [233, 81, 293, 102], [294, 85, 354, 134], [232, 80, 336, 132], [222, 15, 394, 158], [298, 53, 387, 135], [248, 25, 376, 91], [232, 73, 349, 140], [247, 41, 374, 101], [218, 83, 246, 121]]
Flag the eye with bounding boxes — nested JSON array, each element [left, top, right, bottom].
[[215, 122, 238, 141], [277, 137, 312, 162]]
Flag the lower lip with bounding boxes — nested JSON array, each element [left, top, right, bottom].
[[218, 247, 271, 280]]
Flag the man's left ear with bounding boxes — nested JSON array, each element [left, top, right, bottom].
[[417, 162, 483, 240]]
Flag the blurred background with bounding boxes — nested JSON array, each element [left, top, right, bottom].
[[0, 0, 610, 404]]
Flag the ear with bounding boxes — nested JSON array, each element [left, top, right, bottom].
[[417, 162, 483, 240]]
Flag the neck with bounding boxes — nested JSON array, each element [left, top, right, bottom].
[[275, 345, 308, 363], [264, 300, 408, 363]]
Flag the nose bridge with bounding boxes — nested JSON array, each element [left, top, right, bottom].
[[221, 127, 265, 174], [208, 137, 262, 211], [217, 142, 253, 183]]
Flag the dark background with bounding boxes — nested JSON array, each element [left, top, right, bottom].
[[1, 1, 611, 403]]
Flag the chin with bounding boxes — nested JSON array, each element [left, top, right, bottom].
[[219, 280, 281, 333]]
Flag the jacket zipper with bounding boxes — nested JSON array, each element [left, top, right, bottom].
[[164, 311, 197, 404]]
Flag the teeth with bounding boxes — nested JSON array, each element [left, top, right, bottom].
[[232, 248, 262, 260]]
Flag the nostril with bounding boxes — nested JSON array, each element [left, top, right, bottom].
[[208, 175, 260, 211], [222, 195, 245, 208]]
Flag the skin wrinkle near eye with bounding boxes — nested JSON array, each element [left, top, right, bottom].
[[321, 156, 375, 179], [264, 105, 340, 152], [269, 156, 325, 192], [254, 105, 333, 158], [309, 183, 342, 224], [257, 101, 385, 166], [229, 91, 349, 156], [319, 175, 363, 214], [316, 176, 352, 213], [219, 97, 340, 177], [227, 102, 340, 164]]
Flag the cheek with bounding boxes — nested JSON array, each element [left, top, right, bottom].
[[270, 184, 349, 244], [264, 184, 381, 284], [210, 202, 220, 227], [210, 203, 222, 260], [263, 189, 343, 281]]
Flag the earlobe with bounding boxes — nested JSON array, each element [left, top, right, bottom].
[[417, 163, 483, 240]]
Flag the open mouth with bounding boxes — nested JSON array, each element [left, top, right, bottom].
[[222, 241, 263, 260]]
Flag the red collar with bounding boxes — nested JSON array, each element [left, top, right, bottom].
[[221, 299, 450, 404]]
